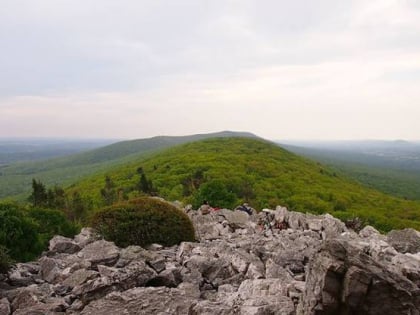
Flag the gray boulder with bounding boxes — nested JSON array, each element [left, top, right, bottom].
[[39, 257, 61, 283], [77, 240, 120, 268], [62, 269, 98, 288], [230, 279, 295, 315], [7, 263, 39, 287], [359, 225, 381, 239], [218, 209, 251, 229], [391, 252, 420, 287], [9, 283, 68, 315], [74, 228, 100, 248], [387, 228, 420, 254], [298, 239, 420, 315], [0, 298, 10, 315], [49, 235, 81, 254], [80, 286, 197, 315], [72, 261, 156, 304]]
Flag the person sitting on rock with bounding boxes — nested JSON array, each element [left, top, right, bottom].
[[199, 200, 213, 215], [235, 203, 253, 215]]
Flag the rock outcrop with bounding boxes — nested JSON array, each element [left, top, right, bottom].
[[1, 206, 419, 314]]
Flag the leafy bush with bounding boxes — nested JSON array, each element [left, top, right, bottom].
[[28, 208, 79, 247], [0, 203, 79, 262], [91, 197, 195, 247], [0, 203, 43, 261], [0, 245, 13, 274]]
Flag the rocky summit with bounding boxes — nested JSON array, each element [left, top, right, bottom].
[[1, 206, 420, 315]]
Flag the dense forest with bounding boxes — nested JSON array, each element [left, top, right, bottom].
[[282, 141, 420, 200], [0, 132, 257, 200], [66, 137, 420, 231]]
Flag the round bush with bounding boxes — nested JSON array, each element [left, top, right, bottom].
[[91, 197, 195, 247]]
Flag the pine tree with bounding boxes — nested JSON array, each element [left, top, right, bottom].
[[100, 176, 117, 206], [29, 179, 48, 207], [70, 191, 87, 221]]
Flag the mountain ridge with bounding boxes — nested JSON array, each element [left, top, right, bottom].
[[0, 131, 258, 200], [67, 137, 420, 231]]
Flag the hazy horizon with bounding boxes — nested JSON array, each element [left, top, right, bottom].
[[1, 1, 419, 140], [1, 132, 419, 144]]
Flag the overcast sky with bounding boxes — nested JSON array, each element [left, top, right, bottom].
[[1, 0, 420, 140]]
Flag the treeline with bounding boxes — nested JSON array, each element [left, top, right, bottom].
[[99, 168, 157, 207], [28, 179, 92, 223], [28, 168, 157, 221]]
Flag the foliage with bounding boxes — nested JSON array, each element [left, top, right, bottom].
[[100, 176, 117, 206], [283, 144, 420, 201], [0, 203, 43, 261], [71, 137, 420, 232], [27, 208, 79, 247], [192, 180, 237, 209], [136, 167, 157, 195], [29, 179, 68, 209], [91, 197, 195, 247], [26, 179, 91, 224], [67, 191, 91, 222], [0, 131, 254, 201], [0, 245, 13, 274], [28, 178, 48, 207], [0, 203, 79, 262], [46, 186, 67, 209]]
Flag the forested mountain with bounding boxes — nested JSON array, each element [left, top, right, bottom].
[[67, 137, 420, 231], [0, 131, 257, 200]]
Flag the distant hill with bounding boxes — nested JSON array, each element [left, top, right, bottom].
[[0, 131, 257, 200], [68, 137, 420, 231], [280, 140, 420, 200], [0, 138, 116, 165]]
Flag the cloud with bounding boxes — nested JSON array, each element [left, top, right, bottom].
[[0, 0, 419, 139]]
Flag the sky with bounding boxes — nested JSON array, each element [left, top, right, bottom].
[[1, 0, 420, 141]]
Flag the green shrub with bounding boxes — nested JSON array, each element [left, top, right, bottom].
[[0, 203, 43, 262], [0, 245, 13, 274], [28, 208, 79, 248], [91, 197, 195, 247]]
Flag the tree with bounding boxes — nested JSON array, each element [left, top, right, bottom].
[[29, 179, 48, 207], [182, 168, 206, 196], [100, 176, 117, 206], [68, 191, 89, 222], [140, 173, 150, 193], [136, 167, 156, 195], [45, 185, 66, 209], [192, 180, 237, 209], [239, 181, 255, 203]]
